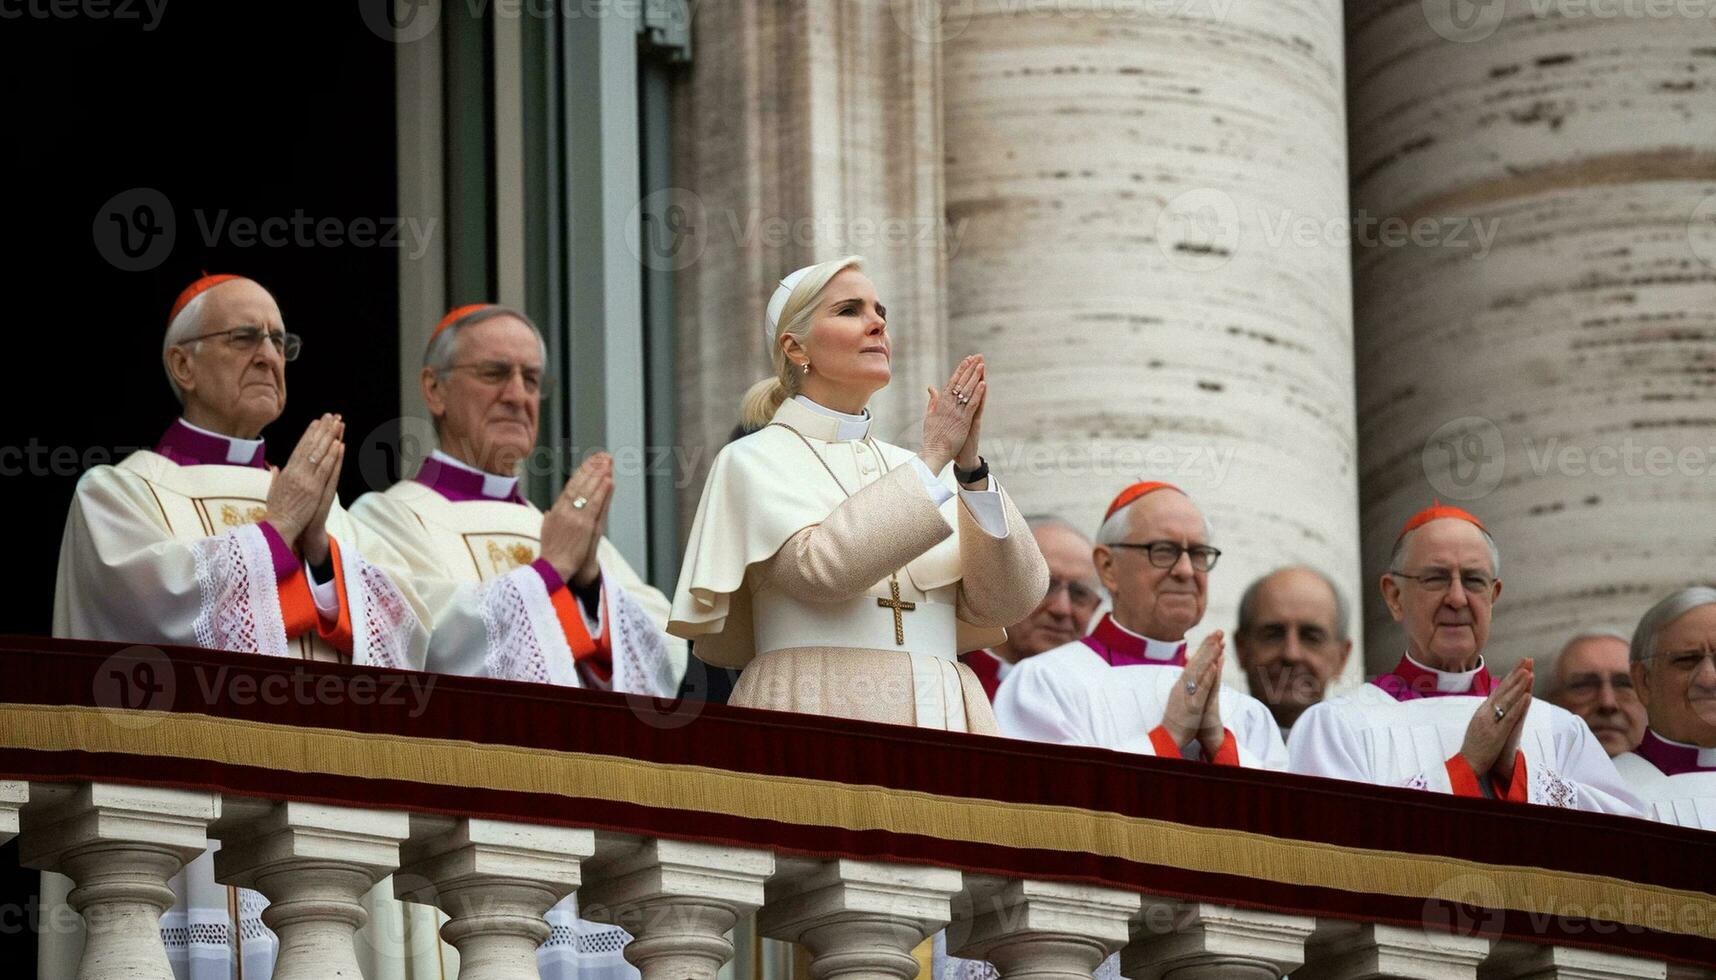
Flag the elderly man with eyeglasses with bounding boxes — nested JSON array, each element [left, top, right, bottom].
[[1289, 503, 1639, 813], [957, 515, 1102, 700], [350, 302, 685, 980], [1611, 587, 1716, 829], [993, 482, 1287, 768], [50, 273, 430, 979]]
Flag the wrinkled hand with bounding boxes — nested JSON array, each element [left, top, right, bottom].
[[573, 456, 614, 589], [1194, 631, 1229, 758], [1461, 658, 1534, 780], [541, 453, 612, 585], [1162, 631, 1224, 751], [920, 355, 985, 474], [266, 414, 342, 553], [298, 419, 345, 567]]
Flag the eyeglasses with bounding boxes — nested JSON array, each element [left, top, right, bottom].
[[1642, 650, 1716, 675], [1559, 672, 1637, 703], [180, 325, 302, 362], [1108, 540, 1221, 572], [1390, 569, 1496, 598], [440, 361, 546, 397], [1045, 577, 1103, 611]]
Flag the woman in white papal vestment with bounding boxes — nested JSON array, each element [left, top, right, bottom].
[[669, 255, 1048, 733]]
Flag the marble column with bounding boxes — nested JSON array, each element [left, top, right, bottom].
[[759, 857, 963, 980], [671, 0, 954, 530], [1348, 0, 1716, 672], [940, 0, 1363, 682]]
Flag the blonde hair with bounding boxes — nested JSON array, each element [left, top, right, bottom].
[[739, 255, 865, 430]]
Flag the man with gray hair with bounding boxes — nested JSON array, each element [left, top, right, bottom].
[[995, 481, 1285, 768], [51, 273, 430, 980], [351, 303, 683, 980], [1289, 503, 1638, 813], [958, 514, 1102, 699], [1233, 566, 1352, 734], [1611, 587, 1716, 829], [1546, 631, 1646, 757]]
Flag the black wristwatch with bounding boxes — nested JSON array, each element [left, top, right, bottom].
[[954, 455, 989, 485]]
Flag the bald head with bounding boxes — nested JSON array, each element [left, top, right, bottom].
[[1093, 488, 1212, 641], [994, 518, 1101, 663], [1235, 566, 1352, 728], [1549, 633, 1645, 757]]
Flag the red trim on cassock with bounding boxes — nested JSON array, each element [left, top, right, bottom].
[[549, 584, 611, 684], [314, 536, 355, 657], [1445, 754, 1484, 798], [1494, 752, 1530, 803], [277, 569, 318, 640], [1148, 724, 1181, 758], [1209, 729, 1241, 767]]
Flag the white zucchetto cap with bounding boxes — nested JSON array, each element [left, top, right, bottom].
[[764, 264, 818, 349]]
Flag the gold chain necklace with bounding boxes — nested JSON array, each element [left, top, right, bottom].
[[769, 421, 915, 645]]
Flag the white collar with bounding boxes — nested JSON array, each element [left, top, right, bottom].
[[179, 418, 264, 465], [430, 449, 520, 499], [1110, 616, 1188, 661], [794, 396, 872, 442], [1405, 649, 1486, 693]]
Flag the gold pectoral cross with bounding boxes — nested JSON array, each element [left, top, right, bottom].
[[877, 575, 916, 646]]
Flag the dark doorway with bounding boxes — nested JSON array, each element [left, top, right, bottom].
[[0, 1, 402, 639]]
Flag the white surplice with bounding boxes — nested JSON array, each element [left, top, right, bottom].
[[1288, 677, 1642, 814], [1612, 732, 1716, 830], [992, 638, 1289, 769], [350, 454, 686, 980], [51, 440, 431, 980]]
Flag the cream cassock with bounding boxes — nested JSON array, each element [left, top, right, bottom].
[[1288, 654, 1641, 814], [350, 448, 685, 980]]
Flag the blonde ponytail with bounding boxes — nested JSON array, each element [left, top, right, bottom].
[[740, 377, 790, 430], [739, 254, 865, 430]]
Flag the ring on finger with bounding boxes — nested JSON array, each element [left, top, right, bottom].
[[1493, 705, 1505, 721], [572, 496, 589, 510]]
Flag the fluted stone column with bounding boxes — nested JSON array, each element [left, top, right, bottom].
[[214, 800, 409, 980], [20, 783, 218, 980], [948, 876, 1140, 980], [579, 834, 776, 980], [395, 817, 594, 980], [671, 0, 954, 528], [940, 0, 1363, 683], [760, 857, 963, 980], [1122, 901, 1316, 980], [1297, 920, 1492, 979], [1349, 0, 1716, 673]]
